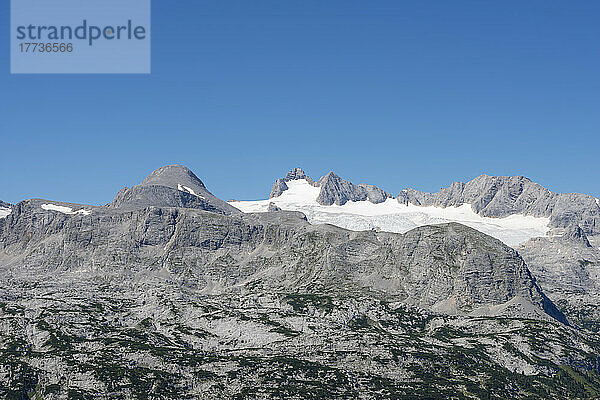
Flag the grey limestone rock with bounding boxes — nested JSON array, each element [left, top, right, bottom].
[[284, 167, 315, 184], [269, 167, 316, 198], [518, 234, 600, 331], [110, 164, 240, 215], [1, 165, 596, 398], [316, 172, 392, 206], [269, 179, 288, 198], [142, 164, 207, 192], [358, 183, 392, 204], [398, 174, 600, 235], [559, 224, 591, 248], [0, 195, 564, 323], [270, 168, 392, 206]]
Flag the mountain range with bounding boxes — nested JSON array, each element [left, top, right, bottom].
[[1, 165, 599, 399]]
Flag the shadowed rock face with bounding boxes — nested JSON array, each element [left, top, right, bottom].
[[110, 165, 240, 215], [397, 174, 600, 235], [269, 179, 288, 198], [518, 233, 600, 332], [0, 200, 11, 209], [560, 224, 592, 248]]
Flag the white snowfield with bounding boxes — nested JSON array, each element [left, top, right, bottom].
[[0, 207, 11, 219], [228, 179, 551, 247], [41, 204, 91, 216]]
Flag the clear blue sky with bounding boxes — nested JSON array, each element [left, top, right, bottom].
[[1, 1, 599, 205]]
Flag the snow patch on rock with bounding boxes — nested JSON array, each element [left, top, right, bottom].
[[178, 183, 204, 198], [41, 204, 91, 216], [0, 207, 11, 219]]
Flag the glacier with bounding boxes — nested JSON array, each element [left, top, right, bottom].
[[229, 179, 551, 247]]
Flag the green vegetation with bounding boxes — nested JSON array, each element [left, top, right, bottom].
[[1, 289, 599, 399]]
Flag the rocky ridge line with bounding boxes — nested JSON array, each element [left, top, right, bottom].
[[269, 168, 392, 206], [397, 174, 600, 235]]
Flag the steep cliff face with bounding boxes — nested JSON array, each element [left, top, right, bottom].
[[518, 235, 600, 332], [0, 198, 562, 323]]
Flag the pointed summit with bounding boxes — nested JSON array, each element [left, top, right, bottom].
[[269, 167, 316, 198], [269, 168, 392, 204], [141, 164, 206, 193], [284, 167, 312, 183], [316, 171, 392, 206], [111, 165, 239, 215]]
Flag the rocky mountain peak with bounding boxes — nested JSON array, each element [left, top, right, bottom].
[[110, 165, 239, 215], [141, 164, 206, 191], [270, 168, 316, 198], [270, 168, 392, 205], [317, 171, 392, 206], [316, 171, 340, 187], [284, 167, 311, 182]]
